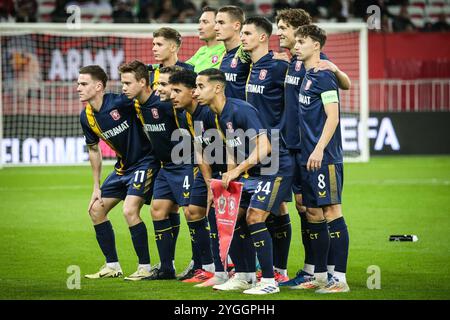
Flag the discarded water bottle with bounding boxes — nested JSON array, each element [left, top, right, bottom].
[[389, 235, 418, 242]]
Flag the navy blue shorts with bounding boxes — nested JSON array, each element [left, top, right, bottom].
[[153, 164, 195, 206], [239, 174, 293, 216], [101, 161, 160, 205], [301, 163, 343, 208], [189, 171, 222, 208], [291, 150, 303, 195]]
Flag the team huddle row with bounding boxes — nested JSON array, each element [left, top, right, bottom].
[[77, 6, 351, 295]]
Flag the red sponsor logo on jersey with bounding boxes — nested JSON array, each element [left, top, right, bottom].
[[305, 79, 312, 90], [226, 122, 234, 132], [110, 109, 121, 120], [295, 61, 302, 72], [212, 55, 219, 64], [151, 108, 159, 119], [259, 69, 267, 80], [231, 58, 238, 68]]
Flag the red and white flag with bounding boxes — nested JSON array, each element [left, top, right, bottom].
[[210, 179, 243, 270]]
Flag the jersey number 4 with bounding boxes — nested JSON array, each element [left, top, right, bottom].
[[183, 176, 191, 190]]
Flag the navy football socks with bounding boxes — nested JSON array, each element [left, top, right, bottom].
[[299, 211, 314, 266], [248, 222, 274, 279], [94, 220, 118, 263], [187, 217, 213, 266], [153, 219, 174, 272], [129, 221, 150, 265], [169, 212, 180, 261], [208, 206, 224, 272], [272, 214, 292, 270], [308, 220, 330, 274], [328, 217, 349, 274]]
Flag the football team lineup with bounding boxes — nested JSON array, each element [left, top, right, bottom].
[[77, 7, 352, 295], [1, 5, 449, 302]]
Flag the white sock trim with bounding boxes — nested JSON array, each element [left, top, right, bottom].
[[106, 262, 121, 270], [246, 272, 257, 283], [215, 271, 228, 279], [314, 272, 328, 282], [138, 264, 151, 272], [303, 264, 314, 275], [327, 265, 335, 275], [333, 271, 347, 283], [261, 277, 276, 285], [274, 267, 287, 276], [202, 263, 215, 273]]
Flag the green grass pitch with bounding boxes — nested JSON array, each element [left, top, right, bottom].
[[0, 156, 449, 300]]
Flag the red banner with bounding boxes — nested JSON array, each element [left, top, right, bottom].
[[210, 179, 243, 270]]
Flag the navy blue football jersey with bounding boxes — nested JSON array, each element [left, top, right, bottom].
[[219, 45, 251, 100], [245, 51, 288, 132], [191, 104, 227, 174], [80, 93, 155, 174], [298, 69, 343, 165], [284, 52, 328, 150], [216, 98, 291, 176], [134, 91, 192, 165], [149, 60, 194, 89]]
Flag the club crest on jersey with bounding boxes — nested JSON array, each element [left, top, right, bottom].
[[226, 122, 234, 133], [110, 109, 121, 121], [295, 61, 302, 71], [212, 55, 219, 64], [231, 58, 238, 68], [259, 69, 267, 80], [305, 79, 312, 90], [217, 195, 227, 215], [151, 108, 159, 119]]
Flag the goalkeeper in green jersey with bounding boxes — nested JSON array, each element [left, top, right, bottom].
[[186, 6, 225, 73]]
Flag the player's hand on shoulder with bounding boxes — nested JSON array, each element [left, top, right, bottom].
[[314, 60, 338, 73], [272, 52, 290, 63], [88, 188, 104, 213]]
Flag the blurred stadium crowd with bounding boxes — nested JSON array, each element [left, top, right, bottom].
[[0, 0, 449, 32]]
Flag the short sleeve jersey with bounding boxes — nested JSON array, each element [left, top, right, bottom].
[[284, 52, 328, 150], [134, 91, 192, 166], [298, 69, 343, 165], [217, 98, 291, 177], [79, 93, 155, 174], [191, 104, 227, 174]]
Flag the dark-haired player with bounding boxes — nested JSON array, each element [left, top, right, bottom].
[[292, 25, 350, 293], [196, 68, 293, 295], [275, 8, 351, 287], [119, 60, 194, 280], [215, 6, 250, 100], [187, 6, 226, 73], [149, 27, 194, 89], [79, 65, 159, 281], [241, 16, 293, 283]]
